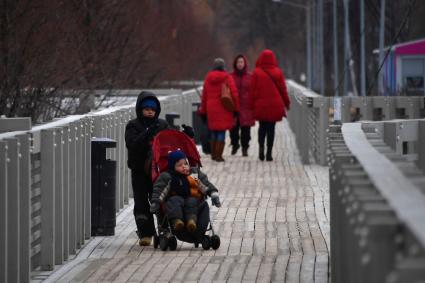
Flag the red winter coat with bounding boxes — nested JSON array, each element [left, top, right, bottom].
[[231, 55, 255, 127], [249, 49, 290, 122], [199, 70, 239, 131]]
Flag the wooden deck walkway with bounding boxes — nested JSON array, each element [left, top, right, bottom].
[[37, 120, 330, 283]]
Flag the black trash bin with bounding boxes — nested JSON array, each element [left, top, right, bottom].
[[91, 137, 117, 236], [192, 102, 211, 154]]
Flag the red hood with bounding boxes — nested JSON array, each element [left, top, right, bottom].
[[255, 49, 278, 68], [207, 70, 228, 85], [232, 54, 249, 73]]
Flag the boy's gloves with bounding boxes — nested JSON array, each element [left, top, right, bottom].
[[211, 192, 221, 207], [182, 124, 195, 138], [150, 201, 160, 214]]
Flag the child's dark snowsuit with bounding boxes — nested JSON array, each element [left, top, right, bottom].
[[152, 167, 218, 238], [125, 91, 168, 238]]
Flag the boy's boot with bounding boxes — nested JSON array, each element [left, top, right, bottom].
[[136, 231, 152, 246], [210, 141, 217, 161], [259, 145, 265, 161], [186, 216, 197, 233], [215, 141, 225, 162], [172, 219, 184, 232], [242, 147, 248, 157], [266, 146, 273, 161]]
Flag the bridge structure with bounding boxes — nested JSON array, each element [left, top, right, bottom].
[[1, 81, 425, 282]]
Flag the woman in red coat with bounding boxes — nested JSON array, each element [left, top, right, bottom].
[[249, 49, 290, 161], [230, 54, 255, 157], [199, 58, 239, 162]]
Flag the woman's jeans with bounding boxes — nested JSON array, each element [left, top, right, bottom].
[[210, 130, 225, 142]]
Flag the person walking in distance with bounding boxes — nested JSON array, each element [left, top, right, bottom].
[[199, 58, 239, 162], [230, 54, 254, 156], [249, 49, 290, 161]]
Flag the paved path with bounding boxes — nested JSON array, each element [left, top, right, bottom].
[[39, 120, 330, 283]]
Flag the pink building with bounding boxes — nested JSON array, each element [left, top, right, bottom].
[[374, 38, 425, 96]]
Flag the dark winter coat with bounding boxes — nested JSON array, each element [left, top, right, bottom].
[[199, 70, 240, 131], [249, 49, 291, 122], [125, 91, 168, 172], [231, 55, 255, 127], [151, 167, 218, 204]]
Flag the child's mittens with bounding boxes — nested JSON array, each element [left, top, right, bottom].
[[211, 192, 221, 207], [150, 201, 160, 214]]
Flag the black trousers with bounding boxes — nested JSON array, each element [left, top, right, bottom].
[[166, 196, 199, 221], [172, 200, 210, 243], [230, 118, 251, 148], [258, 121, 276, 149], [131, 170, 156, 237]]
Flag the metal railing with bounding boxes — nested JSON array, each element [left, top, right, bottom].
[[286, 80, 425, 165], [0, 88, 200, 282], [328, 120, 425, 283]]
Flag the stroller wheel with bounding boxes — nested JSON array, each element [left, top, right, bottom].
[[159, 236, 168, 251], [202, 235, 211, 250], [168, 236, 177, 251], [210, 235, 220, 250], [153, 235, 159, 249]]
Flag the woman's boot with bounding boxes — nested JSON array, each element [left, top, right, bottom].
[[215, 141, 225, 162], [266, 146, 273, 161], [242, 147, 248, 157], [259, 145, 265, 161]]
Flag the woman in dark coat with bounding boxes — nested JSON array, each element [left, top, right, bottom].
[[199, 58, 239, 162], [249, 49, 290, 161], [125, 91, 168, 246], [230, 54, 254, 156]]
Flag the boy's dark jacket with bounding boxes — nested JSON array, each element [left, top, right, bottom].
[[125, 91, 168, 171], [151, 167, 218, 203]]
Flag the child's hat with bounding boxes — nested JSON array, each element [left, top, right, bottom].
[[168, 149, 187, 170], [139, 98, 158, 110]]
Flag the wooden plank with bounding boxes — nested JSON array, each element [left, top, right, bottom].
[[37, 120, 330, 282]]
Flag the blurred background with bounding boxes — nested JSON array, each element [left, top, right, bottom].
[[1, 0, 425, 122]]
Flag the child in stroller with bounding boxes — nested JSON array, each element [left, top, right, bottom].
[[149, 129, 222, 251]]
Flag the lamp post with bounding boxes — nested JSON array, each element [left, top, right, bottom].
[[272, 0, 312, 89]]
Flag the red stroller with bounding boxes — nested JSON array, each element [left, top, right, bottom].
[[150, 129, 220, 251]]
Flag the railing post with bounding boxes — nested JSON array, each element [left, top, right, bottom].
[[76, 121, 84, 247], [5, 138, 20, 281], [62, 126, 70, 261], [17, 133, 31, 282], [315, 97, 330, 165], [418, 120, 425, 174], [54, 128, 64, 265], [84, 118, 92, 240], [0, 141, 8, 282], [40, 129, 55, 270], [68, 123, 77, 254]]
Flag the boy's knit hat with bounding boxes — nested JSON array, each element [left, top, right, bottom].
[[140, 98, 158, 110], [168, 150, 187, 171]]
